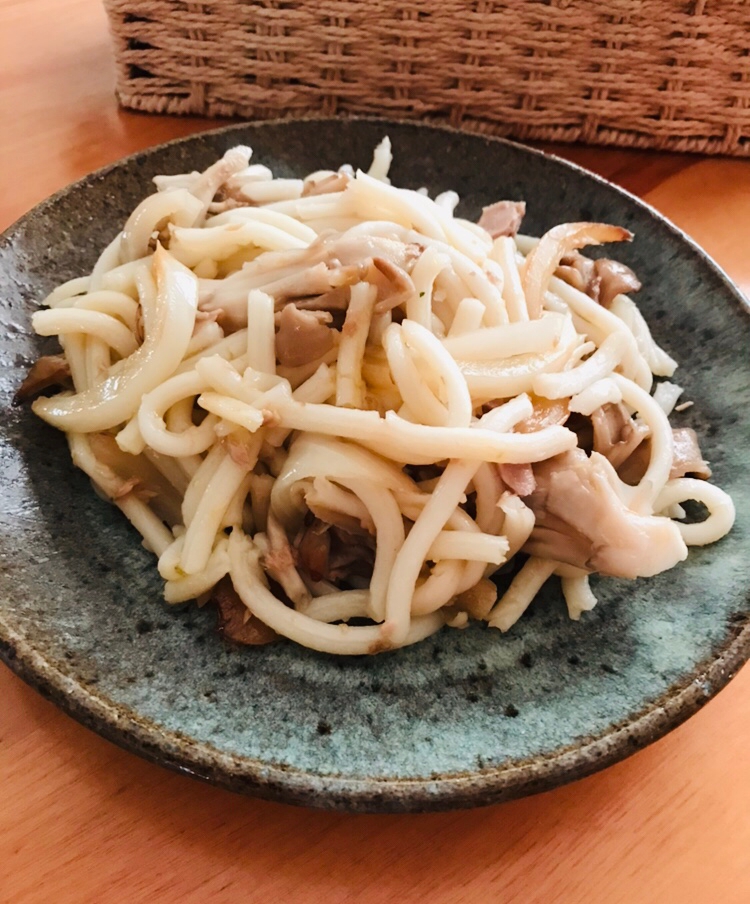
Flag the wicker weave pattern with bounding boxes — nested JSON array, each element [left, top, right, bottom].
[[104, 0, 750, 156]]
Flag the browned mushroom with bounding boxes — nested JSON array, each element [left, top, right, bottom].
[[211, 577, 279, 645], [14, 354, 71, 404], [556, 251, 642, 307]]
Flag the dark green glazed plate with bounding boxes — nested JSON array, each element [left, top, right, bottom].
[[1, 120, 748, 812]]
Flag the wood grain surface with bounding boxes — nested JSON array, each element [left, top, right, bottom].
[[1, 2, 748, 901]]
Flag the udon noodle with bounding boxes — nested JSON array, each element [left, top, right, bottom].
[[23, 140, 735, 654]]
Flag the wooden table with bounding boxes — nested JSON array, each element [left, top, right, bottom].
[[2, 2, 749, 901]]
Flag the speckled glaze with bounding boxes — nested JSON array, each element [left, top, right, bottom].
[[1, 120, 748, 813]]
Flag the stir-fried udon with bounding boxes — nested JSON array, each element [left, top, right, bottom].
[[21, 140, 735, 655]]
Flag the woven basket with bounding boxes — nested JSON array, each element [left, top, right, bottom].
[[104, 0, 750, 156]]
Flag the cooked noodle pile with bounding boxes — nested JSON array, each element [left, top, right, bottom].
[[23, 140, 735, 654]]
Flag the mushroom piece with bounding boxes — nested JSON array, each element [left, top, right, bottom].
[[295, 517, 376, 586], [301, 171, 352, 197], [211, 577, 279, 645], [669, 427, 711, 480], [556, 251, 642, 308], [275, 304, 334, 368], [523, 222, 633, 318], [591, 401, 650, 471], [478, 200, 526, 239], [262, 512, 311, 606], [14, 354, 72, 404], [199, 228, 422, 326], [497, 462, 536, 497], [523, 448, 687, 578]]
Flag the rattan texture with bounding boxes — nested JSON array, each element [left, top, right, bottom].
[[103, 0, 750, 156]]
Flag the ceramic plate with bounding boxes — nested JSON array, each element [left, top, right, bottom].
[[1, 119, 748, 813]]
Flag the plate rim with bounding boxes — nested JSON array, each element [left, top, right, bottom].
[[1, 116, 749, 813], [2, 611, 748, 812]]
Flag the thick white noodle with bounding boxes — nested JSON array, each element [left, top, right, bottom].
[[69, 291, 139, 329], [428, 531, 509, 564], [488, 558, 557, 631], [302, 590, 372, 623], [532, 331, 629, 399], [34, 248, 198, 433], [338, 478, 405, 626], [121, 189, 204, 262], [164, 539, 231, 603], [652, 381, 684, 415], [490, 236, 529, 322], [367, 136, 393, 182], [336, 282, 376, 408], [655, 479, 736, 545], [447, 297, 486, 337], [407, 246, 451, 328], [442, 313, 565, 361], [32, 309, 138, 359], [561, 575, 599, 621], [569, 377, 623, 415], [262, 388, 576, 465], [45, 276, 91, 308], [609, 294, 677, 377], [138, 371, 219, 456], [611, 373, 674, 513], [399, 320, 473, 428], [383, 323, 448, 426], [246, 290, 277, 375], [179, 443, 257, 575]]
